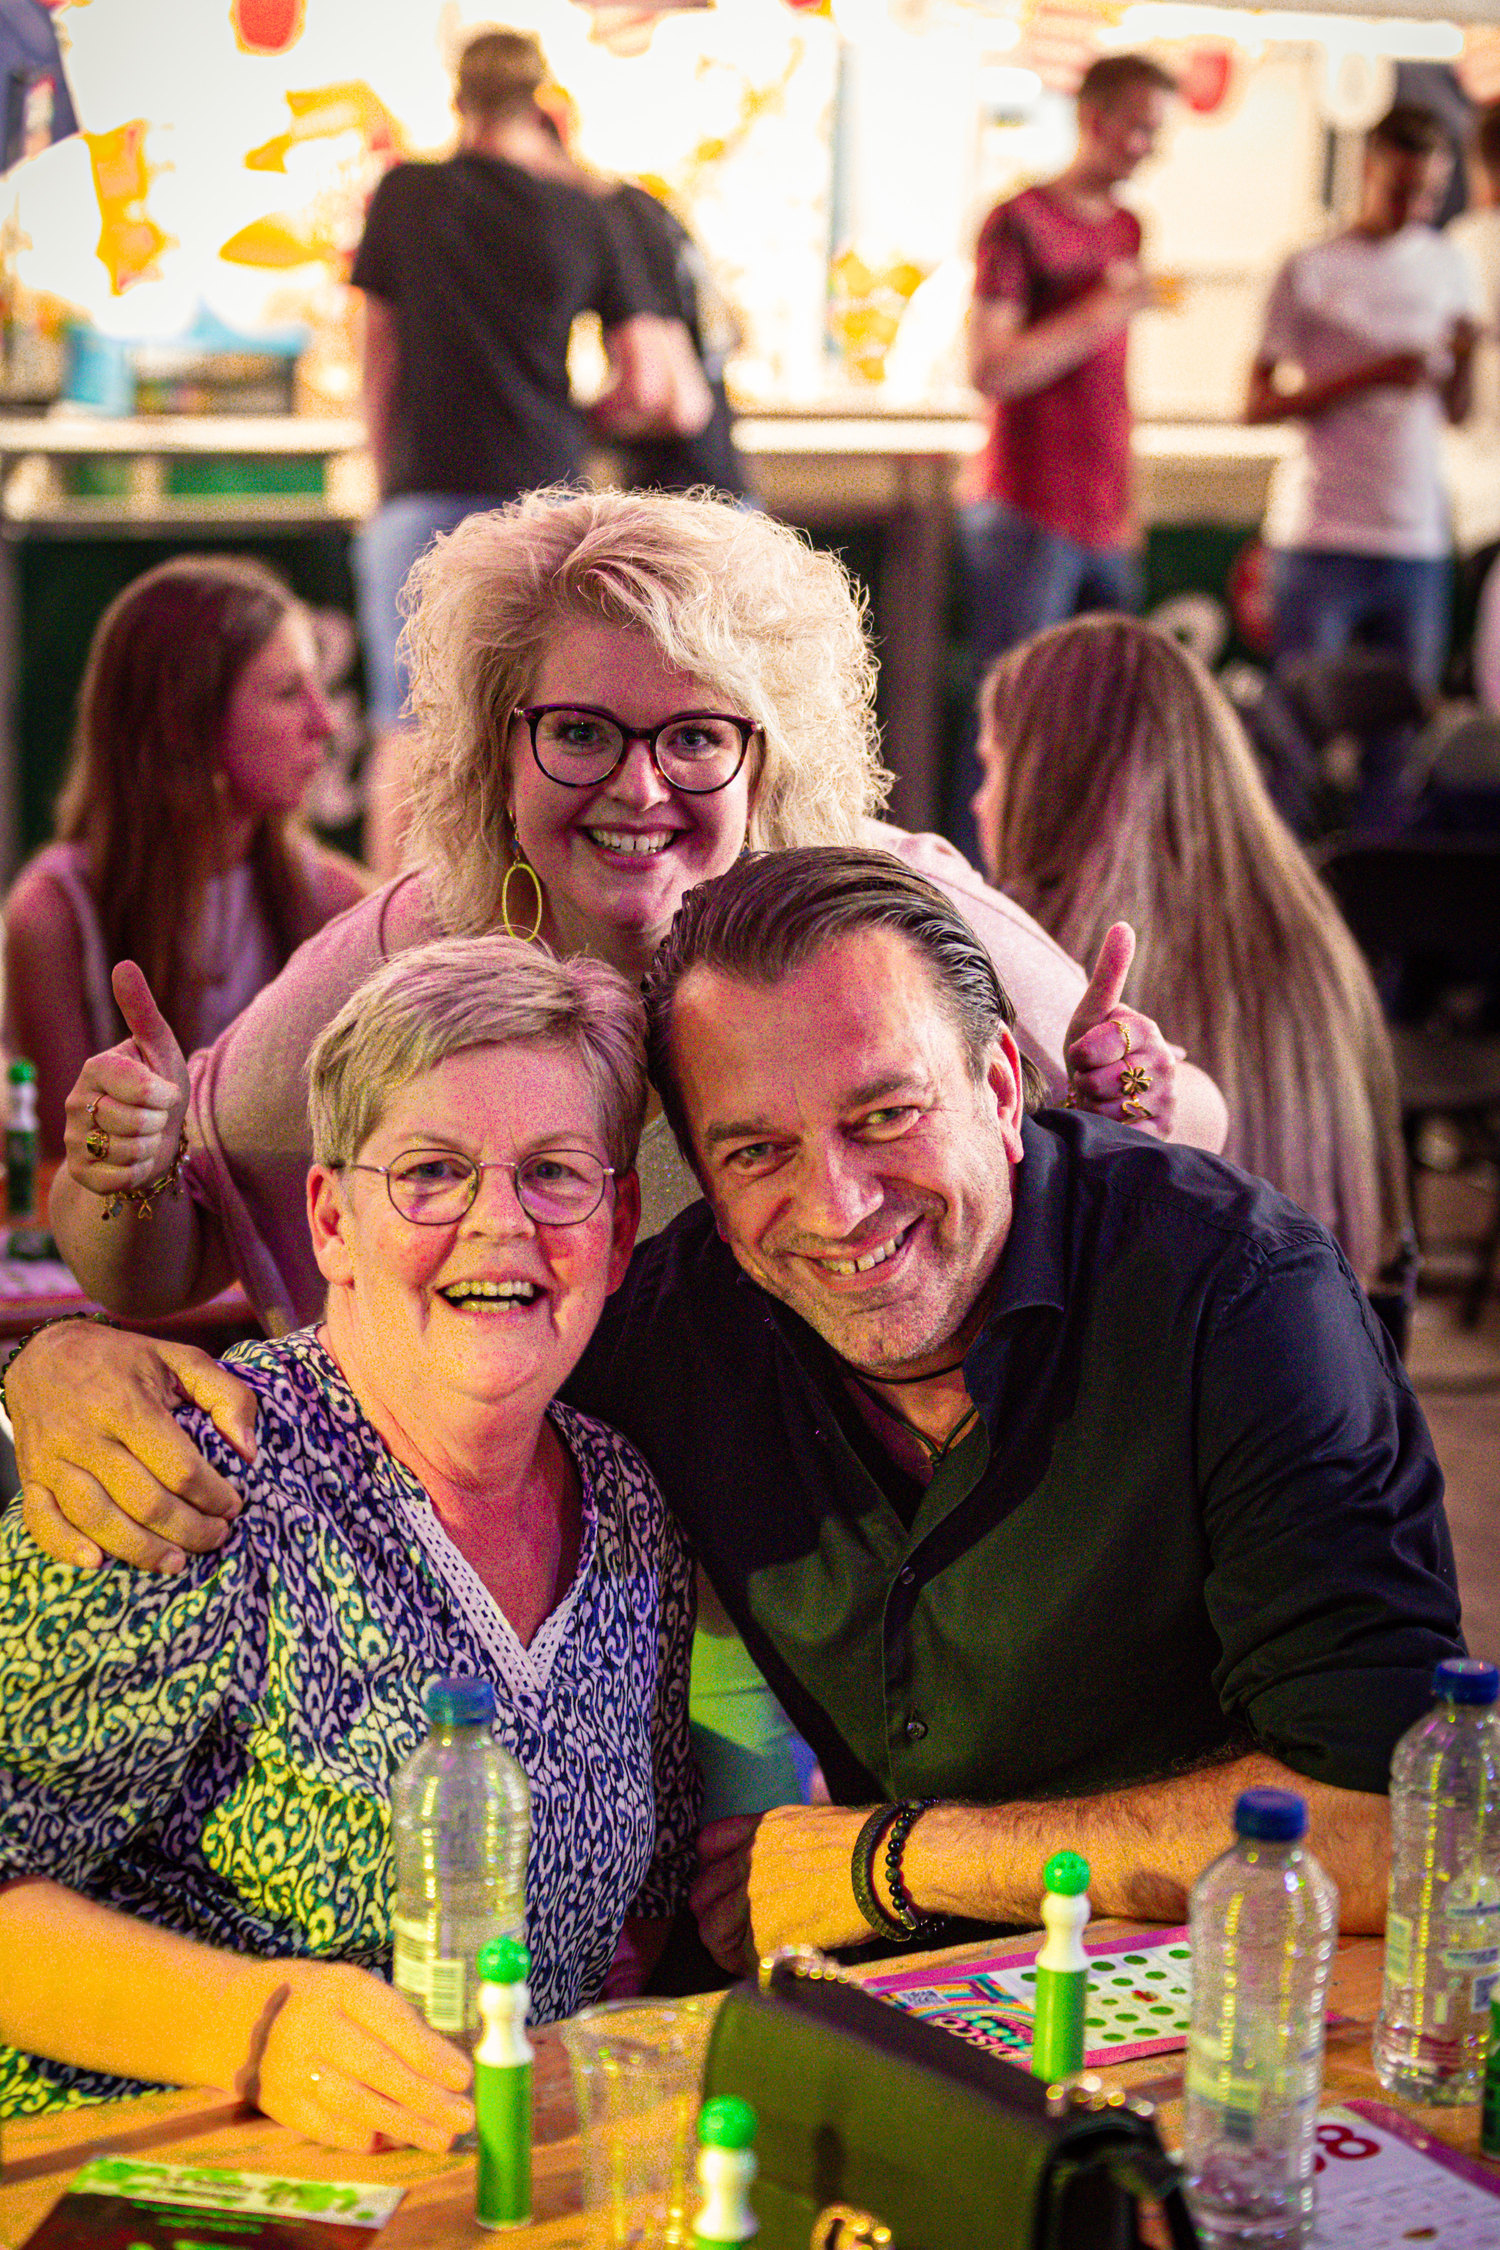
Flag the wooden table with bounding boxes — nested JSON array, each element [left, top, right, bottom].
[[2, 1928, 1495, 2249]]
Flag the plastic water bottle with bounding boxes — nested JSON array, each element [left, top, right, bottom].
[[1183, 1788, 1338, 2248], [1373, 1657, 1500, 2105], [391, 1676, 531, 2051]]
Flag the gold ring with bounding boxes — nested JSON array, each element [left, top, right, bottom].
[[1122, 1098, 1154, 1122], [86, 1127, 110, 1162], [1063, 1083, 1078, 1109], [1121, 1064, 1153, 1100], [1117, 1020, 1132, 1063]]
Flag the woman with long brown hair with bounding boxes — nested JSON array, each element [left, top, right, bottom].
[[4, 555, 369, 1155], [973, 612, 1407, 1285]]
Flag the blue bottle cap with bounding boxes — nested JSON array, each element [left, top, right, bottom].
[[1234, 1787, 1307, 1842], [1434, 1659, 1500, 1706], [425, 1675, 496, 1725]]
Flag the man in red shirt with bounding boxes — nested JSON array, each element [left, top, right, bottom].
[[962, 56, 1173, 642], [948, 53, 1173, 849]]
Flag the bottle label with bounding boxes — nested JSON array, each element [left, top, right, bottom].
[[392, 1917, 432, 2010], [426, 1956, 468, 2033], [1385, 1910, 1413, 1985], [1440, 1942, 1500, 1973]]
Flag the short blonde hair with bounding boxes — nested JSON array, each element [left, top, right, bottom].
[[306, 935, 647, 1174], [402, 486, 889, 936]]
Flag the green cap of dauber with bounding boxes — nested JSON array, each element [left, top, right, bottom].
[[699, 2097, 757, 2150], [476, 1935, 530, 1985], [1043, 1851, 1090, 1896]]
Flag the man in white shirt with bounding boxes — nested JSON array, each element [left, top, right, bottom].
[[1248, 103, 1478, 830], [1447, 104, 1500, 709]]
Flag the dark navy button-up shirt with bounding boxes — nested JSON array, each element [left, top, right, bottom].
[[568, 1111, 1462, 1807]]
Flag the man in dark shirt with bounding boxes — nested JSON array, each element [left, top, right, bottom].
[[0, 845, 1460, 1967], [571, 846, 1460, 1967], [349, 27, 708, 869]]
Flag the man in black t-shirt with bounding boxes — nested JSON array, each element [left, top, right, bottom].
[[607, 181, 751, 501], [350, 28, 709, 870]]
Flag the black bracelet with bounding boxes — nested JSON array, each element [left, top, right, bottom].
[[883, 1798, 943, 1943], [850, 1804, 908, 1942], [0, 1312, 123, 1429]]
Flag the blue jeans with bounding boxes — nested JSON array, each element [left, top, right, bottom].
[[353, 492, 514, 727], [947, 498, 1142, 854], [1271, 548, 1451, 834]]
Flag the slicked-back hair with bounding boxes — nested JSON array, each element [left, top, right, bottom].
[[641, 846, 1040, 1163], [307, 934, 647, 1176], [1077, 52, 1176, 111]]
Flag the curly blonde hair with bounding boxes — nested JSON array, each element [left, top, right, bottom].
[[980, 614, 1408, 1281], [402, 486, 889, 936]]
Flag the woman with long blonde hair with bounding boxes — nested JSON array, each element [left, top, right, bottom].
[[973, 612, 1407, 1283]]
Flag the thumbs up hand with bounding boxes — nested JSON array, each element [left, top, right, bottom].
[[64, 962, 193, 1200], [1062, 923, 1181, 1142]]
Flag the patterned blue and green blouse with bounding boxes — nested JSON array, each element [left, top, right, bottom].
[[0, 1328, 698, 2117]]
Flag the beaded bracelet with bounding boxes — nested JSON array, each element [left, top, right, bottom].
[[849, 1804, 908, 1942], [0, 1311, 123, 1429], [883, 1798, 943, 1944]]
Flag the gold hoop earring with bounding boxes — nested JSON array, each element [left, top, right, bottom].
[[500, 854, 545, 945]]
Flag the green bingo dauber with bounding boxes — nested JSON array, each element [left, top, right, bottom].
[[693, 2096, 759, 2247], [474, 1935, 533, 2230], [1031, 1851, 1092, 2082]]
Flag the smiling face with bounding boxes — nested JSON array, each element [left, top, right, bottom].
[[507, 616, 757, 974], [669, 928, 1026, 1376], [308, 1041, 638, 1439], [218, 609, 334, 824]]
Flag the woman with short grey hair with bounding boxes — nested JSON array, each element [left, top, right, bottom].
[[0, 934, 695, 2142]]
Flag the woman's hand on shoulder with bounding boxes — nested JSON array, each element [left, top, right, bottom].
[[1063, 924, 1179, 1141], [64, 962, 190, 1207], [10, 1323, 256, 1573], [252, 1962, 474, 2155]]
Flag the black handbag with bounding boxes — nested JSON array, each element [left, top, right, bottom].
[[701, 1948, 1199, 2250]]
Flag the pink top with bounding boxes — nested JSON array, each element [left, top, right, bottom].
[[22, 841, 285, 1055], [182, 830, 1087, 1336], [973, 185, 1139, 548]]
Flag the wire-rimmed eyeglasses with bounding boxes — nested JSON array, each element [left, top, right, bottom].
[[335, 1148, 614, 1227], [513, 704, 758, 794]]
